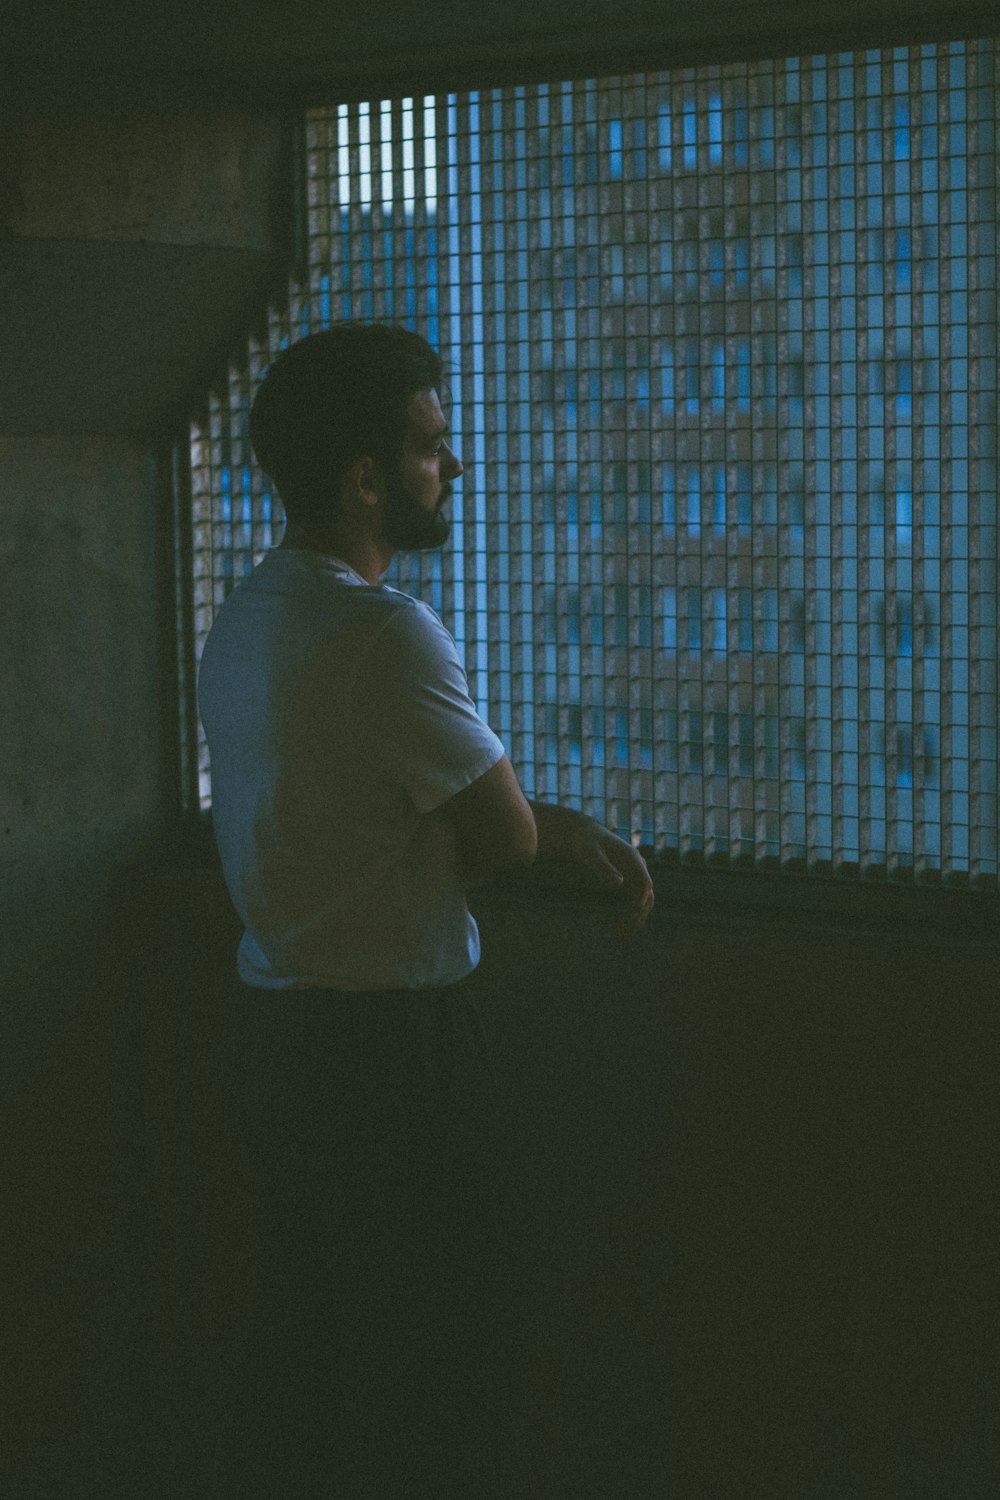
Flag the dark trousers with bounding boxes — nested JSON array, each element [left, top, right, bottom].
[[215, 969, 526, 1497]]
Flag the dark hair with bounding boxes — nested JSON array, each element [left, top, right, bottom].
[[248, 322, 443, 529]]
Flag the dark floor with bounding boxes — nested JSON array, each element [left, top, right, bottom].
[[5, 872, 998, 1498]]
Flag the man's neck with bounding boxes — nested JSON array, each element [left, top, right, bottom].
[[278, 523, 390, 585]]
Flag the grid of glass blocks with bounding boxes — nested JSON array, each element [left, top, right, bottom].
[[186, 39, 998, 888]]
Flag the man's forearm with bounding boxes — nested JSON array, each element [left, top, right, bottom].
[[486, 799, 654, 937], [526, 800, 597, 859]]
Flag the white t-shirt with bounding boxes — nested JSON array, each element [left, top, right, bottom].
[[197, 548, 506, 991]]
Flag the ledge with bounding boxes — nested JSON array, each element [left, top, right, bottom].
[[502, 848, 997, 941], [145, 813, 999, 948]]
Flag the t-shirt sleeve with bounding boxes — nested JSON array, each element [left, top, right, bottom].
[[354, 600, 506, 814]]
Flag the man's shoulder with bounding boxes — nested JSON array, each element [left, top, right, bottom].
[[240, 553, 419, 623], [372, 590, 451, 648], [353, 591, 463, 695], [204, 557, 431, 659]]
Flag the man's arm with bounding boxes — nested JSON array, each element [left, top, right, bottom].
[[439, 755, 538, 888], [439, 761, 654, 939], [526, 800, 656, 942], [372, 602, 653, 936]]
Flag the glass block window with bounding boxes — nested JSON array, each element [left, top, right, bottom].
[[185, 39, 999, 889]]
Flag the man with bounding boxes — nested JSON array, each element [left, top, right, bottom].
[[197, 322, 654, 1492]]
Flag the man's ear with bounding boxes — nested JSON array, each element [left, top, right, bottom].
[[349, 454, 384, 509]]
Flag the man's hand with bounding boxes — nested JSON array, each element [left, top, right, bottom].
[[528, 802, 655, 941]]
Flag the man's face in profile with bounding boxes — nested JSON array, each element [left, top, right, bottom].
[[380, 389, 463, 553]]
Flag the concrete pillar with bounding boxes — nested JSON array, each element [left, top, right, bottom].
[[0, 109, 287, 1071]]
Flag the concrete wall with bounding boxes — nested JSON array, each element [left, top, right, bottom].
[[0, 111, 289, 437], [0, 436, 164, 983], [0, 111, 286, 1077]]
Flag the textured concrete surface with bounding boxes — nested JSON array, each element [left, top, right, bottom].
[[0, 436, 164, 1005], [1, 106, 286, 1061], [2, 114, 284, 249], [0, 111, 287, 436]]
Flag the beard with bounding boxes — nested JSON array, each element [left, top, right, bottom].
[[380, 470, 452, 552]]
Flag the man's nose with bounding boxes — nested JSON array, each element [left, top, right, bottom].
[[448, 449, 464, 478]]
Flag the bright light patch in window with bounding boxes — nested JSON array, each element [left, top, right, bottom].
[[423, 96, 437, 206], [358, 102, 372, 208], [337, 103, 350, 207]]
